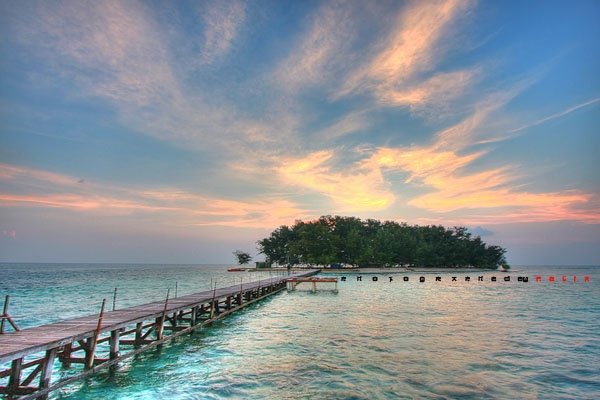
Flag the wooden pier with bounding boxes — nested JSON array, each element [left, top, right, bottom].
[[286, 277, 338, 293], [0, 270, 318, 399]]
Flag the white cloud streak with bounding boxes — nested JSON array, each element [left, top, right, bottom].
[[508, 97, 600, 134]]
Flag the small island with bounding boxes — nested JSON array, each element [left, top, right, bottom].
[[258, 215, 508, 270]]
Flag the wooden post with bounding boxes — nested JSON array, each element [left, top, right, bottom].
[[7, 357, 22, 395], [60, 343, 73, 368], [39, 348, 57, 398], [134, 322, 143, 345], [156, 289, 170, 341], [112, 288, 118, 311], [170, 312, 178, 330], [85, 299, 106, 370], [109, 330, 120, 359], [210, 286, 217, 319], [175, 282, 178, 298], [190, 306, 198, 329]]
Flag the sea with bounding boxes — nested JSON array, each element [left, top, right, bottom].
[[1, 263, 599, 399]]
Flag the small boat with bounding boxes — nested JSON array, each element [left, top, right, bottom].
[[498, 265, 509, 272], [227, 267, 247, 272]]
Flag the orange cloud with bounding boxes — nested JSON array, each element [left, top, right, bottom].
[[363, 142, 596, 224], [0, 164, 310, 229], [277, 151, 394, 211], [0, 193, 177, 212], [369, 0, 472, 83], [338, 0, 476, 111]]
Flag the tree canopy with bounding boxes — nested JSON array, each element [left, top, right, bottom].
[[233, 250, 252, 265], [257, 216, 507, 269]]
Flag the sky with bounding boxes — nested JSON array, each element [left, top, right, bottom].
[[0, 0, 599, 265]]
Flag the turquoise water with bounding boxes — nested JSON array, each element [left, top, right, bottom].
[[1, 264, 599, 399]]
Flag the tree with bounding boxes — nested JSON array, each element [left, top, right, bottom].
[[233, 250, 252, 265], [256, 215, 507, 269]]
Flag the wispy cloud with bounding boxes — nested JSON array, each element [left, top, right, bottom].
[[507, 97, 600, 134], [275, 1, 358, 90], [31, 1, 182, 107], [0, 163, 310, 228], [6, 0, 273, 158], [337, 0, 477, 113], [315, 110, 372, 141], [357, 92, 598, 224], [200, 0, 246, 64], [382, 68, 480, 116]]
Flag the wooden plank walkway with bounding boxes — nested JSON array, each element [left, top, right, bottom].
[[0, 270, 318, 399]]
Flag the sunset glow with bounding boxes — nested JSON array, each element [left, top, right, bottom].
[[0, 0, 598, 264]]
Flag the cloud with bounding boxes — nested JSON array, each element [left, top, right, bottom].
[[6, 0, 277, 159], [507, 97, 600, 135], [276, 151, 394, 211], [275, 1, 358, 90], [0, 163, 310, 228], [381, 68, 479, 116], [30, 1, 181, 108], [315, 110, 372, 141], [200, 0, 246, 64], [433, 79, 535, 150], [356, 97, 598, 224], [337, 0, 476, 113]]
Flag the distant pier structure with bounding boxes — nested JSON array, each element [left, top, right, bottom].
[[286, 277, 338, 293], [0, 270, 318, 399]]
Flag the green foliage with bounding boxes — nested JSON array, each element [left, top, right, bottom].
[[233, 250, 252, 265], [257, 216, 507, 269]]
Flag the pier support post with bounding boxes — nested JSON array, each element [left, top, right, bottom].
[[7, 358, 23, 396], [190, 306, 198, 330], [156, 289, 170, 341], [134, 322, 143, 345], [39, 348, 57, 399], [85, 299, 106, 370], [59, 343, 72, 368], [210, 287, 217, 319], [109, 330, 120, 359], [171, 312, 178, 329]]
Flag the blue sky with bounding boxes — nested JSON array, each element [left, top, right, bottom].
[[1, 0, 599, 264]]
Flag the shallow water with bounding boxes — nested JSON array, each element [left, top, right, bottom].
[[1, 264, 599, 399]]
